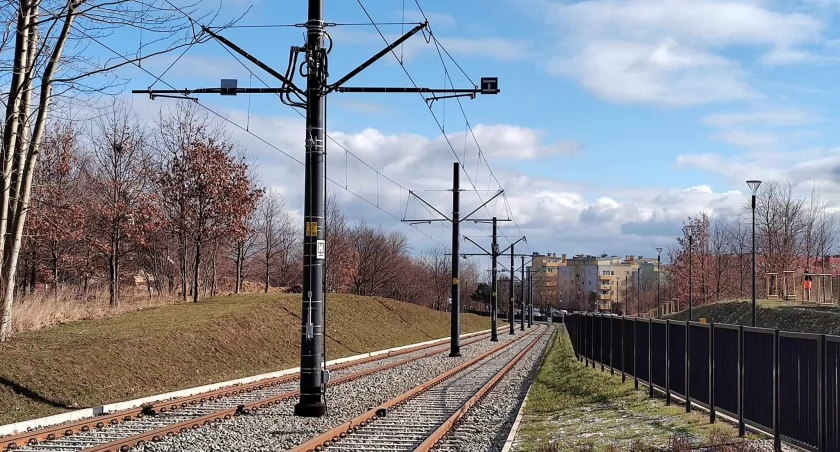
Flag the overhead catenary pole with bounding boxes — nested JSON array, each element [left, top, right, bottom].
[[490, 217, 499, 341], [133, 1, 499, 419], [296, 0, 327, 417], [528, 268, 533, 327], [637, 266, 641, 316], [509, 245, 515, 335], [450, 162, 461, 357], [520, 256, 525, 331]]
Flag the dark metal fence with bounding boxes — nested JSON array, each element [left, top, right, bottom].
[[565, 313, 840, 452]]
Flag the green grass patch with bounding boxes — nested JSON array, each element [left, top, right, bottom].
[[514, 330, 745, 451], [667, 299, 840, 335], [0, 293, 489, 425]]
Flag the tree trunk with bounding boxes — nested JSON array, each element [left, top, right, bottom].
[[263, 249, 270, 294], [0, 2, 75, 342], [210, 240, 217, 297], [192, 237, 201, 303], [234, 242, 243, 294], [51, 245, 58, 301], [179, 233, 187, 302]]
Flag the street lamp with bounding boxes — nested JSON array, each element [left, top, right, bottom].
[[686, 225, 694, 322], [747, 179, 762, 327], [656, 247, 663, 318], [624, 274, 628, 315]]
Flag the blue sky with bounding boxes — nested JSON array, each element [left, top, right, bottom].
[[98, 0, 840, 263]]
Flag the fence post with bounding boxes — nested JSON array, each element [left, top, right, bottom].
[[610, 316, 615, 375], [649, 319, 654, 399], [666, 319, 671, 406], [621, 316, 626, 384], [773, 329, 780, 451], [738, 325, 745, 437], [600, 314, 605, 372], [634, 317, 639, 391], [686, 321, 692, 413], [590, 314, 595, 369], [818, 334, 825, 452], [709, 322, 716, 424]]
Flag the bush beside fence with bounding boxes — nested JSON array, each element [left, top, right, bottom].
[[565, 313, 840, 452]]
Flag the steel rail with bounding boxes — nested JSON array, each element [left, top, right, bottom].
[[3, 331, 491, 451], [288, 326, 545, 452], [418, 328, 550, 451]]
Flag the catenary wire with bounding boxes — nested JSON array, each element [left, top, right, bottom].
[[355, 0, 529, 250], [67, 21, 450, 248]]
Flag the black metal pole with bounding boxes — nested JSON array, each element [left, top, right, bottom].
[[528, 270, 533, 327], [657, 254, 661, 318], [752, 194, 757, 327], [689, 234, 693, 323], [450, 162, 461, 357], [509, 246, 515, 335], [637, 268, 641, 317], [520, 256, 525, 331], [295, 0, 327, 418], [490, 217, 498, 342]]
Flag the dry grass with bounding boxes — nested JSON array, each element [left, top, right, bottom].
[[0, 292, 490, 425], [10, 282, 294, 334]]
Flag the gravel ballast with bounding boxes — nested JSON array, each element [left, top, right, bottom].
[[436, 325, 554, 452], [135, 326, 548, 452]]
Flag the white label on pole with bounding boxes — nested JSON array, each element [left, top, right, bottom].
[[316, 239, 326, 260]]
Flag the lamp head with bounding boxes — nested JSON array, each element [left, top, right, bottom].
[[686, 224, 694, 237], [746, 179, 762, 194]]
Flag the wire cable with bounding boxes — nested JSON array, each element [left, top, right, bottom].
[[68, 21, 449, 248]]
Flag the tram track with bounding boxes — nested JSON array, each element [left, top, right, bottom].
[[3, 331, 492, 452]]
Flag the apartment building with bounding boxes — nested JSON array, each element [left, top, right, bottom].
[[559, 254, 642, 312], [525, 252, 564, 310]]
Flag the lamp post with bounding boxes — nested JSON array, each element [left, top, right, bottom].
[[687, 225, 694, 322], [656, 247, 663, 318], [637, 266, 641, 317], [624, 274, 628, 315], [747, 180, 762, 328]]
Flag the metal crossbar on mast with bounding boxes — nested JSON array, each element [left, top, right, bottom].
[[132, 0, 500, 418], [404, 166, 505, 353]]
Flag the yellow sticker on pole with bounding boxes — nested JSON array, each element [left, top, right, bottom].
[[306, 222, 318, 237], [453, 278, 459, 285]]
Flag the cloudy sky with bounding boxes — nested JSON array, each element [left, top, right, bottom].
[[101, 0, 840, 268]]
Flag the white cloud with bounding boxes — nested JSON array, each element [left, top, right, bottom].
[[702, 110, 819, 127], [548, 38, 754, 106], [712, 130, 778, 148], [539, 0, 830, 106]]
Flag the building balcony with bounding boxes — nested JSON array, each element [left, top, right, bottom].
[[599, 293, 612, 300], [600, 284, 611, 291], [598, 275, 611, 281]]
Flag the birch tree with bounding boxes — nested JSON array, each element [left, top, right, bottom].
[[0, 0, 223, 340]]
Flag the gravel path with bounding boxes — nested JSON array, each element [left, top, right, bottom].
[[134, 327, 545, 452], [435, 325, 554, 452]]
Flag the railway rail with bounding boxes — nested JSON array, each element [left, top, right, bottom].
[[290, 324, 551, 452], [3, 331, 492, 452]]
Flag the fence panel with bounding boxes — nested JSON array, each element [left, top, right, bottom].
[[623, 318, 635, 376], [636, 320, 650, 383], [743, 328, 774, 433], [778, 332, 819, 450], [567, 315, 579, 355], [713, 325, 739, 417], [669, 322, 686, 397], [611, 317, 623, 373], [650, 320, 667, 389], [582, 315, 590, 361], [828, 337, 840, 452], [689, 323, 710, 407]]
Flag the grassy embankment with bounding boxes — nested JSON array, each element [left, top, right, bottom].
[[667, 299, 840, 335], [513, 330, 757, 452], [0, 293, 489, 425]]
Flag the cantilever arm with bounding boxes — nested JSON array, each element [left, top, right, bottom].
[[499, 236, 526, 255], [408, 190, 451, 222], [326, 22, 428, 93], [201, 26, 304, 95], [462, 190, 504, 222], [463, 236, 492, 256]]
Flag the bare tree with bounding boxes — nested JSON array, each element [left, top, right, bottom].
[[0, 0, 226, 340], [419, 245, 450, 311], [256, 188, 296, 292]]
